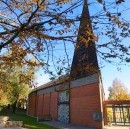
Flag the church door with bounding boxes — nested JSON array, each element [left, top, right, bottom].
[[58, 90, 69, 123]]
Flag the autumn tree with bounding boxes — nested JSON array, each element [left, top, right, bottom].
[[108, 78, 130, 100], [0, 58, 36, 113], [0, 0, 130, 78]]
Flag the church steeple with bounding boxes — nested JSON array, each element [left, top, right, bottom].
[[80, 0, 92, 30], [70, 0, 99, 79]]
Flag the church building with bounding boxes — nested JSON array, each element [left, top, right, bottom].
[[27, 0, 104, 128]]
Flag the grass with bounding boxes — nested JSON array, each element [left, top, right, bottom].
[[0, 111, 56, 129]]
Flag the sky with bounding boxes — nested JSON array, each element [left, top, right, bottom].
[[35, 0, 130, 99]]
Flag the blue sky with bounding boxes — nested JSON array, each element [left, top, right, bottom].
[[35, 0, 130, 99]]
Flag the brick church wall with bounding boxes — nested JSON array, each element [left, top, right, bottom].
[[70, 82, 102, 129], [28, 74, 103, 129], [37, 95, 44, 117], [28, 92, 37, 116], [29, 92, 58, 121], [42, 93, 50, 117], [50, 92, 58, 120]]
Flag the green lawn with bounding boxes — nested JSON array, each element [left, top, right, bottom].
[[0, 112, 56, 129]]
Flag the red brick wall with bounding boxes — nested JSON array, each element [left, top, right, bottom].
[[43, 93, 50, 116], [28, 92, 58, 120], [50, 92, 58, 120], [28, 92, 37, 116], [37, 95, 44, 117], [28, 82, 103, 128], [70, 83, 103, 129]]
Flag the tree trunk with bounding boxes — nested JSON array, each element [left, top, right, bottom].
[[12, 101, 17, 114]]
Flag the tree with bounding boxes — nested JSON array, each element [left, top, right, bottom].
[[108, 78, 130, 100], [0, 0, 130, 78], [0, 59, 36, 113]]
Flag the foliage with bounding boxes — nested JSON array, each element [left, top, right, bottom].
[[0, 0, 130, 78], [0, 59, 36, 107], [0, 88, 9, 106], [107, 108, 113, 123], [108, 78, 130, 100], [0, 113, 55, 129]]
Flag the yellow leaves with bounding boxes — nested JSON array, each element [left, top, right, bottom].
[[106, 13, 121, 26], [30, 0, 39, 3], [0, 89, 10, 106], [1, 40, 44, 70], [39, 5, 46, 10], [1, 45, 27, 67], [107, 108, 113, 122], [20, 74, 31, 84], [92, 35, 98, 42], [78, 30, 98, 47], [85, 64, 98, 74], [27, 59, 44, 67], [78, 36, 89, 46], [11, 44, 27, 58], [116, 90, 130, 100], [111, 15, 121, 26], [108, 79, 130, 100], [1, 56, 15, 66], [30, 0, 46, 10]]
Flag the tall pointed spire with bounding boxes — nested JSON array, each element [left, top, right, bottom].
[[70, 0, 99, 79], [80, 0, 91, 29]]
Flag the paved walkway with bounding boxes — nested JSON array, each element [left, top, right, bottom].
[[43, 121, 95, 129], [42, 121, 130, 129], [104, 125, 130, 129]]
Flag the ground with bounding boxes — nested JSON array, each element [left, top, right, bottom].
[[104, 126, 130, 129], [0, 112, 130, 129]]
